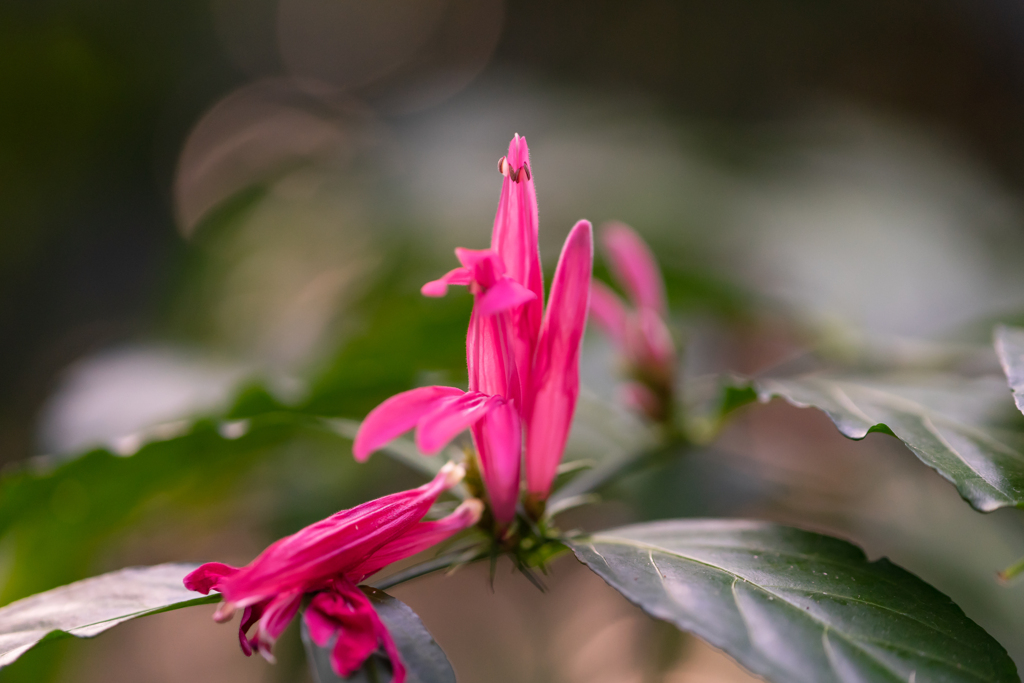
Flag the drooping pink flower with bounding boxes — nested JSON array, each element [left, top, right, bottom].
[[590, 223, 675, 422], [525, 220, 593, 500], [184, 464, 481, 681]]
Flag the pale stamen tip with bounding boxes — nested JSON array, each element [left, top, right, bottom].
[[213, 601, 236, 623], [439, 461, 466, 486], [458, 498, 485, 523]]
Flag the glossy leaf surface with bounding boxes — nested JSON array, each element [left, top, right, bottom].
[[572, 520, 1018, 683], [301, 587, 455, 683], [0, 563, 215, 668], [996, 325, 1024, 416], [743, 374, 1024, 512]]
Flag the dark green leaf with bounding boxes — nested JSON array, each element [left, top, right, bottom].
[[301, 587, 455, 683], [750, 374, 1024, 512], [571, 520, 1018, 683], [995, 325, 1024, 416], [0, 563, 216, 668]]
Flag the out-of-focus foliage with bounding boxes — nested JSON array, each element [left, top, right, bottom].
[[734, 373, 1024, 512]]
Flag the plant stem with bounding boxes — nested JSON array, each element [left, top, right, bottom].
[[369, 548, 488, 591], [998, 555, 1024, 582]]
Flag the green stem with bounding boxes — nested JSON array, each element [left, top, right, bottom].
[[998, 555, 1024, 582], [550, 438, 689, 504], [369, 548, 488, 591]]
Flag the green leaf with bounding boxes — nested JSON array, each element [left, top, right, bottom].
[[300, 587, 455, 683], [0, 563, 216, 668], [0, 412, 324, 607], [995, 325, 1024, 416], [750, 374, 1024, 512], [571, 520, 1018, 683]]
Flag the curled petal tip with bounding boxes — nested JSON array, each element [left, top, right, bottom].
[[457, 498, 485, 524], [439, 461, 466, 487], [420, 280, 448, 297], [213, 601, 237, 623]]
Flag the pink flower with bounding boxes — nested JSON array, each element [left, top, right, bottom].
[[184, 464, 481, 681], [355, 134, 593, 520], [356, 247, 531, 524], [524, 220, 592, 501], [493, 135, 545, 401], [590, 223, 675, 422]]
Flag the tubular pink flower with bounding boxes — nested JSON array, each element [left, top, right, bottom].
[[588, 280, 629, 347], [492, 134, 544, 401], [183, 463, 480, 680], [590, 222, 676, 423], [412, 246, 532, 523], [362, 135, 593, 520], [526, 220, 593, 499], [601, 221, 667, 315], [471, 398, 522, 522]]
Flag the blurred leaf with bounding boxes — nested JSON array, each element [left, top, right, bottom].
[[0, 412, 330, 605], [0, 563, 216, 669], [571, 519, 1018, 683], [300, 587, 455, 683], [303, 250, 471, 418], [741, 374, 1024, 512], [995, 324, 1024, 416]]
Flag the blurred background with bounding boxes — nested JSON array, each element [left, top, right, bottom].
[[6, 1, 1024, 681]]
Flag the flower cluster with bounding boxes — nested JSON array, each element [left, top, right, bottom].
[[589, 222, 676, 424], [185, 134, 591, 680], [354, 134, 593, 524]]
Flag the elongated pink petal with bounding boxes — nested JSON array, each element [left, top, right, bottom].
[[421, 267, 471, 297], [492, 135, 544, 399], [472, 397, 522, 524], [476, 277, 537, 317], [353, 386, 465, 461], [255, 590, 303, 659], [602, 222, 666, 314], [414, 392, 497, 454], [238, 603, 265, 656], [526, 220, 593, 498], [588, 280, 629, 348], [349, 499, 484, 581], [466, 307, 519, 402], [215, 464, 464, 606]]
